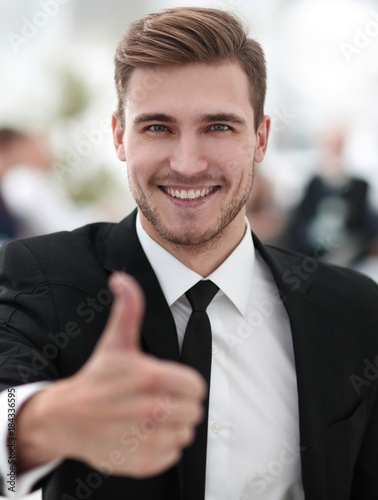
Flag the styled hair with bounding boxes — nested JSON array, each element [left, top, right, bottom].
[[114, 7, 267, 131]]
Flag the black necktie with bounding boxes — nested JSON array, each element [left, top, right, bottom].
[[181, 280, 219, 500]]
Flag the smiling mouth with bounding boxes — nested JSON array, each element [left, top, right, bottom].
[[160, 186, 219, 200]]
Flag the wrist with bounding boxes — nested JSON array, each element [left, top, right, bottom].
[[15, 381, 72, 472]]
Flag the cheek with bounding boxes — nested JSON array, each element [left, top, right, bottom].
[[217, 148, 254, 180], [127, 161, 148, 188], [209, 137, 254, 166], [126, 138, 169, 171], [126, 147, 160, 180]]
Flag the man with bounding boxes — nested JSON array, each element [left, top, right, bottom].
[[0, 129, 24, 242], [284, 126, 377, 267], [0, 128, 99, 239], [0, 7, 377, 500]]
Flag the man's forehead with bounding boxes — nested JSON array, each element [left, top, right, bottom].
[[124, 62, 254, 122], [127, 61, 249, 91]]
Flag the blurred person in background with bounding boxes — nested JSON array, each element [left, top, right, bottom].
[[245, 165, 286, 245], [0, 129, 23, 244], [0, 128, 101, 238], [284, 126, 378, 267]]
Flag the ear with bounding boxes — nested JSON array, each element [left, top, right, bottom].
[[254, 115, 271, 164], [112, 111, 126, 162]]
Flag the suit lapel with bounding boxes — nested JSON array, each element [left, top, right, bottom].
[[103, 210, 180, 362], [253, 235, 333, 499]]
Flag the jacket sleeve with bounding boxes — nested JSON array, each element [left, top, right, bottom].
[[0, 239, 61, 390], [0, 239, 62, 497]]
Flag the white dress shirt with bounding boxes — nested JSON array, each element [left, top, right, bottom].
[[0, 215, 304, 499], [137, 215, 304, 500]]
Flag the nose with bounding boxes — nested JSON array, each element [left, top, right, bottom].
[[169, 133, 208, 176]]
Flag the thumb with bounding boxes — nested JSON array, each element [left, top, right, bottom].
[[96, 272, 145, 353]]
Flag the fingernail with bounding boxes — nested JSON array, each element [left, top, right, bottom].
[[109, 273, 126, 294]]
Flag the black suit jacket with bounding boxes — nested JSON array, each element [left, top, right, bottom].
[[0, 210, 377, 500]]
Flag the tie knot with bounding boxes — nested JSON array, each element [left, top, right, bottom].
[[185, 280, 219, 312]]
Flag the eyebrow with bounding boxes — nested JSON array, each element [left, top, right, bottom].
[[133, 112, 247, 127], [197, 113, 247, 126], [133, 113, 177, 125]]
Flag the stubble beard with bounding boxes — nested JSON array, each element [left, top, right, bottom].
[[128, 168, 254, 252]]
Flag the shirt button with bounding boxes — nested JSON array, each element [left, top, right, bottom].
[[211, 422, 222, 434], [212, 344, 217, 355]]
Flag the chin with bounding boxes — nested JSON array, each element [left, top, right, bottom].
[[156, 222, 224, 248]]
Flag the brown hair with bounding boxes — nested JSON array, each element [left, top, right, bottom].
[[114, 7, 267, 131]]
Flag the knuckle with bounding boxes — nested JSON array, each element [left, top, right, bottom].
[[148, 366, 167, 389], [177, 425, 195, 446], [139, 363, 164, 389], [132, 397, 156, 420], [145, 430, 166, 450]]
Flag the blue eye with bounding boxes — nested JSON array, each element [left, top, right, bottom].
[[209, 124, 230, 131], [148, 124, 168, 132]]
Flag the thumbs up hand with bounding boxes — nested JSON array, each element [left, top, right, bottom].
[[16, 273, 206, 478], [94, 273, 144, 353]]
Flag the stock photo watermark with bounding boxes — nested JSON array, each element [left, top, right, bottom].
[[53, 118, 112, 181], [236, 438, 305, 499], [128, 67, 164, 104], [349, 355, 378, 396], [17, 287, 112, 383], [282, 232, 344, 292], [7, 0, 72, 54], [225, 287, 284, 352], [270, 108, 297, 135], [6, 388, 17, 494], [339, 9, 378, 63]]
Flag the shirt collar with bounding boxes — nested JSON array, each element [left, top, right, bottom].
[[136, 214, 255, 315]]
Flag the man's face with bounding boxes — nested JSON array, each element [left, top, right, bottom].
[[113, 62, 270, 249]]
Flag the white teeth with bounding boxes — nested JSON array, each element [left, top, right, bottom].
[[164, 187, 215, 200]]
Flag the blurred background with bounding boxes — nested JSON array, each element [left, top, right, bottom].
[[0, 0, 377, 497], [1, 0, 378, 280]]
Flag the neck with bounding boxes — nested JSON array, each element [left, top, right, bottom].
[[140, 210, 247, 277]]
